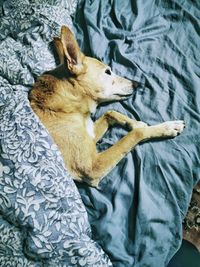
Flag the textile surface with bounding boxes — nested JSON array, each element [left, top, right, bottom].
[[0, 1, 112, 266], [73, 0, 200, 266]]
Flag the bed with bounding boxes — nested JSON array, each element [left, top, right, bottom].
[[0, 0, 199, 266]]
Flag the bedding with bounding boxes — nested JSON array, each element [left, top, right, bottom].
[[0, 1, 112, 266], [0, 0, 199, 267], [73, 0, 200, 266]]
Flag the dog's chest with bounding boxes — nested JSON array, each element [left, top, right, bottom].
[[86, 117, 95, 139]]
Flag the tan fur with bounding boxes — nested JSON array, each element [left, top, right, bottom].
[[29, 26, 185, 187]]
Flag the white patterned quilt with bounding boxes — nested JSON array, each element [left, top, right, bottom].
[[0, 1, 111, 266]]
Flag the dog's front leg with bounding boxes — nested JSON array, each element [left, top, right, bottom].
[[94, 110, 147, 143], [88, 121, 185, 186]]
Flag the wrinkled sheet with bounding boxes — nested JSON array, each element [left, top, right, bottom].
[[0, 1, 112, 266], [73, 1, 200, 266]]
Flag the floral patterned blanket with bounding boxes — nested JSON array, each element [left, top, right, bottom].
[[0, 1, 111, 266]]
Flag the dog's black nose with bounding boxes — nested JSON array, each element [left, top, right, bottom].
[[132, 80, 139, 88]]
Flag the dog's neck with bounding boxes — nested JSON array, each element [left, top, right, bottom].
[[29, 73, 97, 120]]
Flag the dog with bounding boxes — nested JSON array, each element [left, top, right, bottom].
[[29, 26, 185, 187]]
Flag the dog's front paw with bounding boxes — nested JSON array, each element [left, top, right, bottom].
[[156, 120, 185, 137]]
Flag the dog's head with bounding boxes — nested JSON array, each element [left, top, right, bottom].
[[52, 26, 137, 103]]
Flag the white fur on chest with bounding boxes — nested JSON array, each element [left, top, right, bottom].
[[86, 117, 95, 139]]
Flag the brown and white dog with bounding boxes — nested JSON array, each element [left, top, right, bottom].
[[29, 26, 185, 187]]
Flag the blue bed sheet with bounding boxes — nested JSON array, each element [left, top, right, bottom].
[[73, 0, 200, 266]]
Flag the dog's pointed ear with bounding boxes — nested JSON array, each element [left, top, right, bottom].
[[53, 37, 65, 64], [60, 26, 84, 75]]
